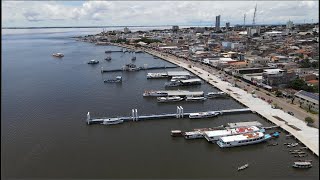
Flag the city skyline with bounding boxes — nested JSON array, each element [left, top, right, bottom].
[[2, 1, 319, 27]]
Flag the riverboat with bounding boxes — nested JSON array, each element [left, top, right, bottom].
[[143, 90, 168, 97], [206, 91, 228, 98], [203, 126, 264, 142], [157, 96, 184, 103], [189, 111, 220, 119], [216, 132, 272, 148], [185, 96, 206, 101], [183, 131, 203, 139]]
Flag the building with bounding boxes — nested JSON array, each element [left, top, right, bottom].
[[246, 56, 269, 67], [215, 15, 221, 30], [172, 25, 179, 32], [226, 22, 230, 29], [247, 26, 261, 36], [286, 20, 294, 29], [124, 27, 130, 34], [262, 69, 297, 87], [294, 90, 319, 112]]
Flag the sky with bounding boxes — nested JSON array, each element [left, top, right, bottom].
[[2, 1, 319, 27]]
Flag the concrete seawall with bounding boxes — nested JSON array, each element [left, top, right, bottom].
[[111, 43, 319, 156]]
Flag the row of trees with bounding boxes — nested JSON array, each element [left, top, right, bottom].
[[298, 59, 319, 68], [288, 78, 318, 93], [134, 37, 162, 44]]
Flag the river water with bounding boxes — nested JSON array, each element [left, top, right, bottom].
[[2, 27, 319, 179]]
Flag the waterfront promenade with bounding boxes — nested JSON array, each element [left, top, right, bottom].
[[112, 43, 319, 156]]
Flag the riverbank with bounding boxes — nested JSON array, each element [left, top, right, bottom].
[[110, 42, 319, 156]]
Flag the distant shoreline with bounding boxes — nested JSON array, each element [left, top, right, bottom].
[[2, 22, 318, 30]]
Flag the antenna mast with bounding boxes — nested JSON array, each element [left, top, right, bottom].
[[244, 13, 246, 26], [252, 4, 257, 26]]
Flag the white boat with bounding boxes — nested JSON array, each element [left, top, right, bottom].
[[203, 126, 264, 142], [102, 118, 124, 125], [292, 162, 312, 168], [238, 163, 249, 171], [189, 111, 220, 119], [143, 90, 168, 97], [147, 73, 168, 79], [104, 76, 122, 83], [171, 130, 183, 137], [87, 59, 99, 64], [207, 92, 228, 98], [185, 96, 206, 101], [52, 53, 64, 57], [157, 96, 184, 102], [183, 131, 204, 139], [217, 132, 272, 148]]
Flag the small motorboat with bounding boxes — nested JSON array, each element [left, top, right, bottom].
[[292, 161, 312, 168], [104, 76, 122, 83], [171, 130, 183, 137], [52, 53, 64, 57], [105, 56, 111, 61], [87, 59, 99, 64], [238, 163, 249, 171], [271, 131, 280, 138]]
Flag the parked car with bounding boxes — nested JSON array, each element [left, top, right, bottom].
[[266, 93, 271, 96], [260, 97, 266, 100], [288, 111, 294, 116]]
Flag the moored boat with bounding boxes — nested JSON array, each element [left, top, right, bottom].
[[157, 96, 184, 103], [143, 90, 168, 97], [102, 118, 124, 125], [217, 132, 272, 148], [183, 131, 203, 139], [185, 96, 206, 101], [189, 111, 220, 119], [105, 56, 111, 61], [207, 91, 228, 98]]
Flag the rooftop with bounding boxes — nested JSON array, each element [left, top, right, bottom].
[[295, 90, 319, 104]]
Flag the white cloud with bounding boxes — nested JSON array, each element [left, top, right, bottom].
[[2, 1, 319, 27]]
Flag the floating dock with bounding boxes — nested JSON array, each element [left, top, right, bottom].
[[101, 65, 177, 73], [86, 106, 252, 125], [143, 90, 204, 97], [227, 121, 263, 128]]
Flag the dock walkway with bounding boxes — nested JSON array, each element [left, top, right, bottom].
[[109, 43, 319, 156]]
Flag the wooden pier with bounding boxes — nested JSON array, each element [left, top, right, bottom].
[[86, 107, 252, 125]]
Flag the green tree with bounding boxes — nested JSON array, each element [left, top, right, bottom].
[[305, 117, 314, 124], [275, 90, 282, 97]]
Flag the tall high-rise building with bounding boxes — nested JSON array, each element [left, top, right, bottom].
[[226, 22, 230, 28], [215, 15, 221, 30], [286, 20, 293, 29]]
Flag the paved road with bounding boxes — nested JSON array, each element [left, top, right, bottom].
[[182, 59, 319, 129]]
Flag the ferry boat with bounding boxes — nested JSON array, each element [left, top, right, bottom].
[[102, 118, 124, 125], [52, 53, 64, 57], [185, 96, 206, 101], [143, 90, 168, 97], [87, 59, 99, 64], [171, 130, 183, 137], [216, 132, 272, 148], [183, 131, 204, 139], [203, 126, 263, 142], [206, 91, 228, 98], [104, 76, 122, 83], [292, 162, 312, 168], [189, 111, 220, 119], [105, 56, 111, 61], [157, 96, 184, 102], [171, 76, 189, 81]]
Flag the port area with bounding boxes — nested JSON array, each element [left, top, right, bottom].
[[110, 43, 319, 156], [87, 107, 251, 123]]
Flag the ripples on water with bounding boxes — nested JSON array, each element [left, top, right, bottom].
[[2, 28, 319, 179]]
